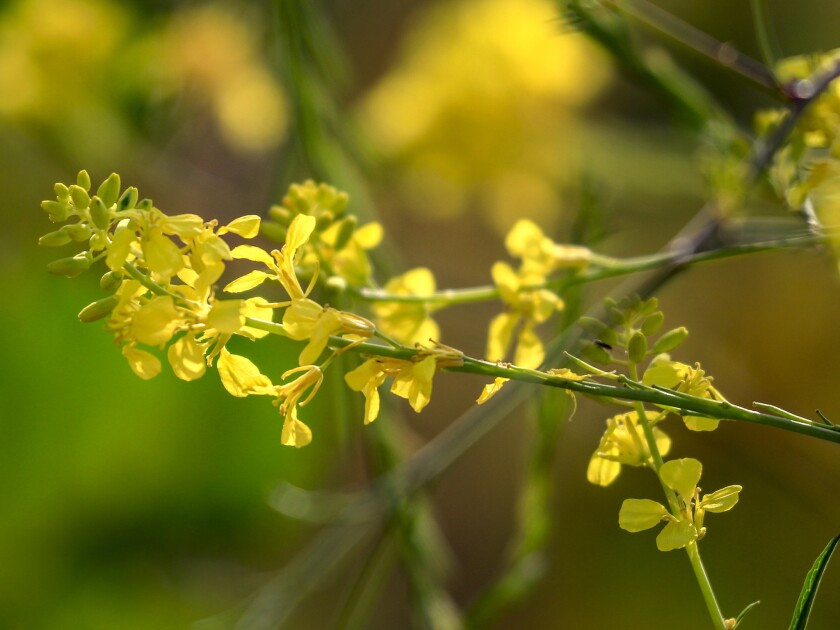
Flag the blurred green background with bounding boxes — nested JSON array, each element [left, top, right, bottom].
[[2, 0, 840, 628]]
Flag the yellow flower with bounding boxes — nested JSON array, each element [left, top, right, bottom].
[[587, 411, 670, 487], [345, 354, 440, 423], [618, 458, 742, 551], [643, 355, 725, 431], [486, 261, 561, 369], [225, 214, 316, 299], [317, 219, 383, 287], [344, 359, 388, 424], [372, 267, 440, 345]]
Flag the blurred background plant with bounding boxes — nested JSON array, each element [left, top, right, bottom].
[[4, 0, 840, 628]]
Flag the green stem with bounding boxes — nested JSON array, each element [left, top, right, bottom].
[[242, 316, 840, 446], [607, 0, 781, 97], [750, 0, 782, 68], [686, 542, 726, 630], [350, 228, 825, 307]]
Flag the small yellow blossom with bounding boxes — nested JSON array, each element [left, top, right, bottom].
[[345, 354, 440, 423], [587, 411, 670, 487], [372, 267, 440, 345], [618, 458, 742, 551], [643, 354, 725, 431]]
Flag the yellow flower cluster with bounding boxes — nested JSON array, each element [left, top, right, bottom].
[[40, 172, 456, 447]]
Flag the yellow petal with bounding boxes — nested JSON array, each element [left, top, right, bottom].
[[162, 214, 204, 238], [619, 498, 668, 532], [223, 215, 261, 238], [217, 348, 273, 397], [656, 520, 697, 551], [106, 224, 136, 271], [514, 324, 544, 369], [477, 377, 508, 404], [286, 214, 316, 251], [131, 296, 182, 346], [587, 451, 621, 486], [701, 485, 742, 513], [281, 407, 313, 447], [486, 312, 517, 362], [660, 458, 703, 500], [144, 231, 184, 277], [167, 335, 206, 381], [122, 345, 161, 380], [224, 270, 272, 293], [230, 244, 274, 266], [353, 222, 384, 249]]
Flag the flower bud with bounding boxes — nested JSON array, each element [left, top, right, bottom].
[[136, 198, 153, 211], [41, 200, 69, 222], [100, 270, 122, 291], [69, 184, 90, 210], [653, 327, 689, 354], [96, 173, 121, 207], [117, 186, 139, 211], [260, 221, 287, 243], [641, 311, 665, 336], [76, 170, 91, 191], [64, 223, 92, 242], [38, 229, 72, 247], [46, 254, 91, 277], [78, 295, 119, 322], [90, 197, 110, 230], [315, 210, 335, 231], [333, 216, 357, 251], [268, 204, 292, 225], [628, 331, 648, 364], [54, 182, 70, 201]]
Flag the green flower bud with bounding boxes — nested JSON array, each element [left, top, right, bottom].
[[315, 210, 335, 231], [69, 184, 90, 210], [54, 182, 70, 201], [641, 312, 665, 336], [64, 223, 92, 242], [117, 186, 138, 211], [77, 169, 91, 191], [90, 197, 110, 230], [260, 221, 287, 243], [628, 331, 648, 364], [41, 200, 69, 221], [269, 204, 292, 225], [136, 198, 153, 211], [38, 229, 73, 247], [653, 327, 689, 354], [96, 173, 121, 207], [333, 216, 358, 251], [89, 232, 109, 251], [582, 341, 612, 365], [47, 254, 91, 277], [100, 270, 122, 291], [78, 295, 119, 322]]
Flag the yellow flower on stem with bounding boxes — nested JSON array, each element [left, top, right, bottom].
[[587, 411, 670, 487], [643, 354, 726, 431], [618, 458, 742, 551], [372, 267, 440, 345], [345, 354, 441, 423], [486, 261, 561, 369]]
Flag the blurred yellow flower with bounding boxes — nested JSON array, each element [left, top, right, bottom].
[[359, 0, 611, 231]]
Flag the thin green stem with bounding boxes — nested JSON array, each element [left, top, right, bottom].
[[686, 542, 726, 630], [607, 0, 781, 97], [242, 316, 840, 446], [750, 0, 782, 68], [350, 227, 826, 307]]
